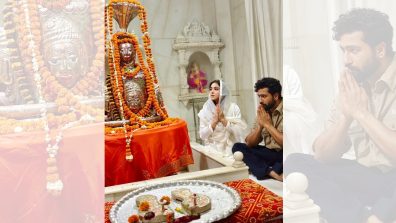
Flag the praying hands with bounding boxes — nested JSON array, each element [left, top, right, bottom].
[[211, 104, 227, 130], [257, 105, 272, 129], [337, 70, 370, 120]]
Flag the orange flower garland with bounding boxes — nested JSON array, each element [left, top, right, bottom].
[[9, 0, 104, 196], [13, 0, 103, 120], [122, 64, 141, 78], [109, 32, 156, 119], [106, 26, 174, 128], [106, 6, 135, 161], [108, 33, 171, 128], [105, 123, 139, 135], [0, 0, 104, 135], [17, 0, 103, 100], [106, 0, 180, 161]]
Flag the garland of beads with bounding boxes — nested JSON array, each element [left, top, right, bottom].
[[15, 0, 104, 194], [106, 6, 135, 161]]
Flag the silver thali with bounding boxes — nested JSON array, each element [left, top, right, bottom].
[[109, 180, 241, 223]]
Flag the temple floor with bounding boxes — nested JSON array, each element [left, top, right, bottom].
[[249, 174, 283, 197], [189, 141, 283, 197]]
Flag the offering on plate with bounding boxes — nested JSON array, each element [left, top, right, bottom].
[[135, 195, 174, 223], [171, 188, 211, 216]]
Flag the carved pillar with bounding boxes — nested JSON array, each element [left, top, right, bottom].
[[213, 61, 222, 80], [179, 65, 189, 95]]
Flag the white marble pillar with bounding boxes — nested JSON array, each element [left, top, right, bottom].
[[284, 172, 321, 223], [214, 0, 237, 89]]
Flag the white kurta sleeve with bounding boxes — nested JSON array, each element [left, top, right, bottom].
[[225, 103, 248, 142], [199, 116, 214, 141]]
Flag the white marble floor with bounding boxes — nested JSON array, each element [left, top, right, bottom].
[[249, 174, 283, 197], [190, 141, 283, 197]]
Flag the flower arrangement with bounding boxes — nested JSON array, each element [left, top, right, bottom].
[[138, 201, 150, 212], [160, 196, 171, 205], [128, 214, 140, 223]]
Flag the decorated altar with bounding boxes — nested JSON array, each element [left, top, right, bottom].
[[104, 0, 193, 185], [0, 0, 104, 221]]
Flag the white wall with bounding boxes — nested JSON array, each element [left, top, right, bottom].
[[128, 0, 256, 138]]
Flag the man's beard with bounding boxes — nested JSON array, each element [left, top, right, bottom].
[[346, 60, 378, 83], [347, 67, 371, 83], [262, 100, 275, 112]]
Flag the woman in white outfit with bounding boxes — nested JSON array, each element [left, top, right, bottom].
[[283, 65, 320, 158], [198, 80, 247, 158]]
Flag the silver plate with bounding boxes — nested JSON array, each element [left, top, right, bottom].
[[110, 180, 241, 223]]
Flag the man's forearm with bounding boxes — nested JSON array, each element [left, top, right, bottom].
[[264, 124, 283, 146], [313, 116, 351, 161], [355, 110, 396, 161], [245, 127, 263, 148]]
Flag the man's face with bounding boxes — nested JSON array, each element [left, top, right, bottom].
[[339, 31, 380, 82], [257, 88, 276, 112]]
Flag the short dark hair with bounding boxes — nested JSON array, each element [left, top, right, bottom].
[[332, 8, 393, 53], [254, 77, 282, 96], [209, 79, 220, 89]]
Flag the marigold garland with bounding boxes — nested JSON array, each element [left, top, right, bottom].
[[17, 0, 103, 100], [106, 0, 180, 161], [1, 0, 104, 196], [108, 32, 156, 119], [106, 1, 176, 130], [122, 64, 141, 78], [0, 0, 104, 135]]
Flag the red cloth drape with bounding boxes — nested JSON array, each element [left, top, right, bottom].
[[105, 119, 193, 186], [0, 123, 104, 222], [219, 179, 283, 222]]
